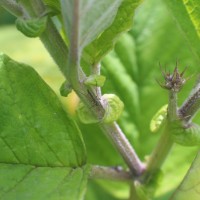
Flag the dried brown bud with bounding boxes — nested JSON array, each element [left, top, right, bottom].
[[157, 63, 187, 92]]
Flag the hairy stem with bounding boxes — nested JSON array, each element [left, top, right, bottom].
[[19, 0, 70, 80], [67, 0, 80, 89], [168, 90, 178, 121], [91, 63, 102, 98], [101, 122, 145, 175], [141, 91, 176, 183], [141, 125, 173, 183], [0, 0, 23, 17], [40, 21, 69, 77], [89, 165, 132, 181], [179, 84, 200, 123], [129, 182, 141, 200]]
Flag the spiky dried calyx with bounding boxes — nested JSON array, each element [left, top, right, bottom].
[[158, 64, 187, 92]]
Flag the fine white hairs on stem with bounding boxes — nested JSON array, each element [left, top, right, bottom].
[[179, 75, 200, 122]]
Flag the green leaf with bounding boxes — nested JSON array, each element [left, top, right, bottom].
[[102, 52, 140, 128], [171, 123, 200, 147], [82, 0, 142, 68], [0, 53, 86, 167], [164, 0, 200, 62], [61, 0, 124, 51], [43, 0, 61, 13], [85, 180, 121, 200], [0, 53, 88, 199], [170, 152, 200, 200], [0, 163, 90, 200]]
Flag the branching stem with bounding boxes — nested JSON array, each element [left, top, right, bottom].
[[89, 165, 132, 181]]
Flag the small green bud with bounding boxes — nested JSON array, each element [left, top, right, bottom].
[[16, 16, 47, 38], [150, 104, 168, 133], [102, 94, 124, 123], [171, 122, 200, 146], [76, 93, 123, 124], [76, 101, 99, 124], [84, 75, 106, 87], [60, 81, 72, 97]]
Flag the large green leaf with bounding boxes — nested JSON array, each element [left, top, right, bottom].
[[85, 180, 120, 200], [170, 152, 200, 200], [0, 53, 86, 167], [164, 0, 200, 62], [82, 0, 142, 69], [0, 53, 88, 199], [60, 0, 142, 71], [61, 0, 123, 51], [0, 164, 90, 200]]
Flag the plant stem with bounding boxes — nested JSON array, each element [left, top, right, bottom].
[[168, 90, 178, 121], [40, 20, 69, 77], [129, 182, 142, 200], [66, 0, 80, 89], [19, 0, 71, 80], [101, 122, 145, 176], [91, 63, 102, 98], [0, 0, 23, 17], [89, 165, 132, 181], [141, 125, 173, 183], [179, 84, 200, 123], [141, 90, 176, 183]]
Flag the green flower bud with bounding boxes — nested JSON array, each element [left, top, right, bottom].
[[171, 122, 200, 146], [60, 81, 72, 97], [150, 104, 168, 133], [76, 101, 99, 124], [16, 16, 47, 38], [102, 94, 124, 123], [84, 75, 106, 87]]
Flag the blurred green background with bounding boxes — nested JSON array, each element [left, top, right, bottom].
[[0, 6, 15, 25], [1, 1, 200, 199]]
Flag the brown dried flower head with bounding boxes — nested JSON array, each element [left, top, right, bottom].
[[157, 63, 187, 92]]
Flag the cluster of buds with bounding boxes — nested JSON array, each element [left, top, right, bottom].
[[158, 64, 187, 92]]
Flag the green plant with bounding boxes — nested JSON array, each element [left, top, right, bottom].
[[1, 0, 200, 200]]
